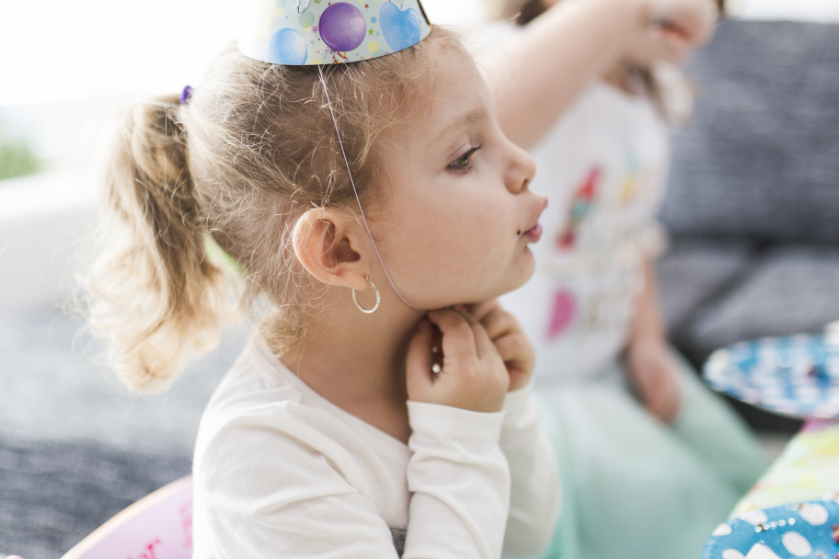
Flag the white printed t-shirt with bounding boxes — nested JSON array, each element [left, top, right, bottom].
[[192, 338, 559, 558], [502, 81, 671, 382]]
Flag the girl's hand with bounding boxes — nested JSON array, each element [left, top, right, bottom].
[[406, 310, 509, 413], [465, 301, 535, 392], [645, 0, 719, 49], [626, 336, 681, 424], [626, 24, 695, 66]]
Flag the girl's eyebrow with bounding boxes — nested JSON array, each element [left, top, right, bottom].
[[435, 107, 489, 143]]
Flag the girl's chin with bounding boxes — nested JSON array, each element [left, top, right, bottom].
[[518, 246, 536, 272], [502, 250, 536, 293], [433, 250, 536, 305]]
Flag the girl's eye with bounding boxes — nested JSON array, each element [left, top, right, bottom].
[[448, 144, 482, 172]]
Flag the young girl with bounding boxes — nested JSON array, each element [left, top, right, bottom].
[[478, 0, 768, 558], [83, 0, 725, 556], [84, 4, 560, 556]]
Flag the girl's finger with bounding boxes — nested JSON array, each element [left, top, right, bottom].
[[465, 300, 501, 323], [648, 365, 680, 424], [653, 17, 699, 43], [480, 309, 519, 341], [455, 310, 497, 360], [652, 390, 678, 424], [494, 333, 532, 365], [664, 378, 682, 424], [427, 310, 477, 366], [646, 385, 668, 421]]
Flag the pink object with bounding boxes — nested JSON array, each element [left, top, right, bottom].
[[802, 418, 839, 433], [60, 476, 193, 559], [555, 167, 600, 250], [547, 290, 576, 340]]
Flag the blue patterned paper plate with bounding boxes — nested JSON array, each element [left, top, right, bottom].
[[704, 334, 839, 420], [702, 500, 839, 559]]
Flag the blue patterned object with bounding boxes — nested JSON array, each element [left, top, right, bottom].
[[239, 0, 431, 66], [379, 2, 423, 53], [704, 335, 839, 419], [268, 27, 308, 64], [702, 500, 839, 559]]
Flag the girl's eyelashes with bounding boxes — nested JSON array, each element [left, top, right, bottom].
[[447, 144, 483, 173]]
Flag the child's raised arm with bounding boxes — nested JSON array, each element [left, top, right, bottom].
[[486, 0, 717, 148]]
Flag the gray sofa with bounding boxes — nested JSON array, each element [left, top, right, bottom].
[[657, 19, 839, 430], [2, 18, 838, 559], [0, 310, 246, 558]]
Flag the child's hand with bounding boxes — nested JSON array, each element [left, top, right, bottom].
[[645, 0, 718, 49], [627, 24, 696, 66], [465, 301, 535, 392], [626, 336, 681, 424], [406, 310, 509, 413]]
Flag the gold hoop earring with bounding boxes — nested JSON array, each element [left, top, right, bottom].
[[352, 276, 381, 314]]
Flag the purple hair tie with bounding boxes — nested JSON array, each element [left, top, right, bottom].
[[179, 85, 194, 105]]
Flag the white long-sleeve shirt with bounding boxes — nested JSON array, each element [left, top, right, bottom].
[[192, 339, 559, 558]]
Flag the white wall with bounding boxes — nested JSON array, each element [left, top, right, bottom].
[[0, 172, 97, 312], [0, 0, 241, 105], [3, 0, 832, 106], [733, 0, 839, 22], [0, 0, 483, 107], [422, 0, 484, 26]]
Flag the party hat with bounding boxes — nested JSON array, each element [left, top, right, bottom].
[[239, 0, 432, 66]]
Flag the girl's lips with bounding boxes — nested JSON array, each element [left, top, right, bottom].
[[522, 223, 542, 243]]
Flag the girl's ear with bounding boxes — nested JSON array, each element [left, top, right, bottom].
[[292, 208, 370, 291]]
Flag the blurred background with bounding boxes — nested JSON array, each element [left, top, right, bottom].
[[1, 0, 838, 557]]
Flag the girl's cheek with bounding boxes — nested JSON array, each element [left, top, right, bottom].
[[473, 205, 515, 259]]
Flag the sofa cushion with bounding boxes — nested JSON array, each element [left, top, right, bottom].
[[661, 20, 839, 243], [0, 307, 245, 557], [678, 245, 839, 363], [0, 308, 243, 452], [0, 435, 191, 559], [657, 237, 757, 332]]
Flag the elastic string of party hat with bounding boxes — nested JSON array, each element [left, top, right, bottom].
[[317, 65, 419, 311]]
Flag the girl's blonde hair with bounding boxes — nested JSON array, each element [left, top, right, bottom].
[[84, 28, 463, 392]]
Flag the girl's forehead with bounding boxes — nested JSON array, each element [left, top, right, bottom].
[[410, 54, 490, 120], [370, 48, 492, 151], [399, 88, 493, 158]]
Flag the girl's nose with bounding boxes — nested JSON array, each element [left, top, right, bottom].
[[505, 141, 537, 194]]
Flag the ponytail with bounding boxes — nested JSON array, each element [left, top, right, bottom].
[[84, 31, 461, 392], [85, 95, 231, 392]]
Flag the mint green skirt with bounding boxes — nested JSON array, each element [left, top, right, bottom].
[[524, 353, 768, 559]]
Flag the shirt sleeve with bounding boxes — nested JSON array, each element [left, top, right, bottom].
[[195, 403, 512, 559], [195, 409, 403, 558], [499, 383, 561, 557], [404, 402, 510, 559]]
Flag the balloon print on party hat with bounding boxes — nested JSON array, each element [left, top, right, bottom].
[[239, 0, 432, 66]]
